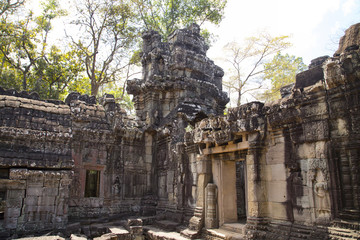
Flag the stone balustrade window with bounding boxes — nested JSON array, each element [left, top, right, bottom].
[[84, 170, 100, 198]]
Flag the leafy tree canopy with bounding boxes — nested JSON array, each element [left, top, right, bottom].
[[258, 52, 307, 102], [134, 0, 227, 41], [0, 0, 228, 111], [0, 0, 25, 16], [223, 32, 291, 107], [0, 0, 85, 99], [70, 0, 141, 97]]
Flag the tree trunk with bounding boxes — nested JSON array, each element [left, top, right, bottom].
[[237, 90, 242, 107], [91, 82, 100, 96]]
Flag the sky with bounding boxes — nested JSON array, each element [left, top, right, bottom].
[[204, 0, 359, 104], [207, 0, 360, 66]]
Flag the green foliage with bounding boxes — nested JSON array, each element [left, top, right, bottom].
[[32, 46, 87, 99], [134, 0, 227, 41], [223, 32, 291, 107], [0, 0, 226, 111], [259, 52, 307, 102], [99, 83, 134, 113], [71, 0, 141, 97], [0, 10, 41, 91], [0, 0, 25, 16], [0, 0, 82, 100]]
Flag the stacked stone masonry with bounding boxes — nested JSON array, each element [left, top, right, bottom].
[[0, 23, 359, 239]]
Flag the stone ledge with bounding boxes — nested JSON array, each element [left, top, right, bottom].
[[0, 179, 26, 189]]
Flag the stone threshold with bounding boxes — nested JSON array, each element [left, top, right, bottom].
[[204, 222, 246, 240]]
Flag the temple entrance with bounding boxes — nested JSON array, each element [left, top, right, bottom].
[[213, 158, 247, 226], [205, 134, 249, 227]]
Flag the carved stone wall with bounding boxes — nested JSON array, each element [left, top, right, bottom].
[[192, 23, 360, 239], [0, 92, 73, 236], [0, 23, 359, 239], [0, 24, 229, 237]]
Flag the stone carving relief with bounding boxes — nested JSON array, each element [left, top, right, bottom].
[[112, 177, 121, 197], [308, 158, 331, 222], [313, 171, 330, 218], [308, 158, 329, 182], [205, 183, 218, 229]]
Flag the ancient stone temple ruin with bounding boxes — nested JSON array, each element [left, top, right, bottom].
[[0, 23, 359, 239]]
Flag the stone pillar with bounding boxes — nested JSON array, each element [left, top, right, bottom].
[[145, 132, 154, 194], [188, 154, 211, 232], [205, 183, 217, 229], [246, 132, 267, 226]]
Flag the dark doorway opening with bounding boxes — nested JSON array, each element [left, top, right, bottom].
[[236, 161, 246, 221], [0, 190, 6, 220], [85, 170, 100, 198]]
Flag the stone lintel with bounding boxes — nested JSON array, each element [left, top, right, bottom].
[[203, 141, 249, 155]]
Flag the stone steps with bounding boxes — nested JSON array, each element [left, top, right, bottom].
[[144, 226, 190, 240], [328, 226, 360, 239], [108, 226, 131, 240], [221, 223, 246, 235], [204, 228, 245, 240], [69, 218, 193, 240], [288, 224, 314, 239], [180, 228, 199, 239]]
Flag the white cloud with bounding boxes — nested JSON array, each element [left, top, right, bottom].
[[331, 21, 341, 34], [342, 0, 356, 15], [208, 0, 342, 64]]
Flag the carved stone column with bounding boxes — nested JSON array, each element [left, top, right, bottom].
[[205, 183, 218, 229], [188, 154, 211, 232], [245, 131, 268, 233]]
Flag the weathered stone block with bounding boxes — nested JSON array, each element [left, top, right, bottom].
[[295, 65, 324, 89], [27, 187, 43, 196], [6, 189, 25, 199], [266, 143, 285, 164], [4, 217, 17, 229], [43, 187, 59, 196], [303, 120, 329, 142], [269, 164, 287, 181], [5, 207, 21, 218], [293, 207, 312, 224], [297, 143, 316, 159], [39, 196, 55, 206], [196, 159, 211, 174], [25, 196, 39, 206], [267, 181, 287, 203], [267, 202, 288, 221], [94, 233, 119, 240], [6, 196, 23, 208]]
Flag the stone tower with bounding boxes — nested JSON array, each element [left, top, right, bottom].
[[127, 23, 229, 127]]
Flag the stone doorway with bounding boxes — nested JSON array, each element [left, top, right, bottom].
[[205, 135, 249, 227], [213, 157, 247, 226]]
